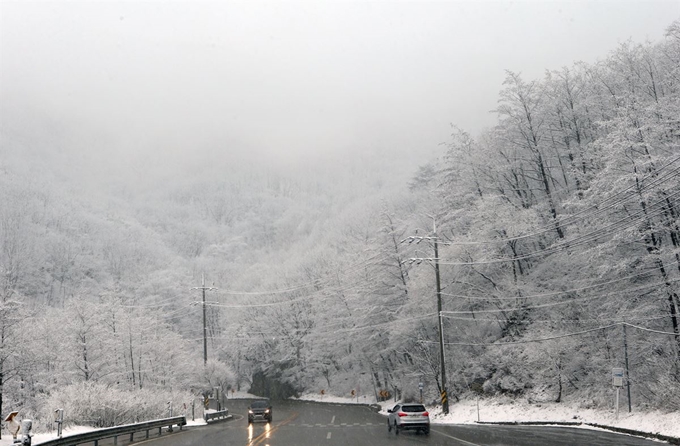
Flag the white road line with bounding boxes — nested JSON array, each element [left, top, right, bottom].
[[327, 431, 332, 439], [331, 415, 335, 424], [432, 429, 483, 446]]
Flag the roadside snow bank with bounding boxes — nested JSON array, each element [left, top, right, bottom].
[[295, 393, 374, 406], [296, 393, 679, 440], [432, 398, 679, 439]]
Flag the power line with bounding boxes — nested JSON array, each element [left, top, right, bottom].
[[216, 251, 393, 296], [440, 267, 661, 301], [420, 321, 679, 347], [206, 278, 378, 308], [439, 277, 680, 315], [623, 322, 680, 336], [438, 314, 670, 324], [426, 324, 620, 346]]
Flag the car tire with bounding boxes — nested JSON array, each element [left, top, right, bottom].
[[395, 423, 399, 435], [387, 420, 392, 432], [423, 427, 430, 435]]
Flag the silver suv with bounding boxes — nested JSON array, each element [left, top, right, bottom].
[[387, 403, 430, 435]]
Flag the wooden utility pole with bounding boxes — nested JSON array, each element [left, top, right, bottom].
[[432, 218, 449, 414], [623, 324, 632, 412], [192, 274, 217, 365]]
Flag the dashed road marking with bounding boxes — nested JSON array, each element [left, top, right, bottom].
[[327, 431, 332, 439]]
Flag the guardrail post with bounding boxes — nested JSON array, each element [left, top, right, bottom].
[[146, 429, 149, 438], [158, 427, 162, 436], [114, 435, 118, 445], [130, 432, 134, 442]]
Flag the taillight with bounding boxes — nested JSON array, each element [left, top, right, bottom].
[[397, 412, 408, 417], [423, 411, 429, 417]]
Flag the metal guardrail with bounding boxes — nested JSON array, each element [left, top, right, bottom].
[[204, 409, 230, 422], [34, 416, 186, 446]]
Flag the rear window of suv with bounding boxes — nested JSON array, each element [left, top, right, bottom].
[[402, 405, 426, 412]]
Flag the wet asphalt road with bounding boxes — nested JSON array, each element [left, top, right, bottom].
[[131, 399, 668, 446]]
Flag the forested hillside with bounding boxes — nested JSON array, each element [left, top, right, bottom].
[[1, 21, 679, 430]]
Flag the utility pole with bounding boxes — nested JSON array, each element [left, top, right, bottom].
[[192, 273, 217, 365], [623, 323, 632, 412], [432, 218, 449, 414], [401, 216, 449, 414]]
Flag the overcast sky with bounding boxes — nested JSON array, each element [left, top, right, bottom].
[[1, 1, 679, 170]]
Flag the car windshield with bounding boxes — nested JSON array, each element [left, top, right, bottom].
[[251, 401, 269, 409], [402, 405, 426, 413]]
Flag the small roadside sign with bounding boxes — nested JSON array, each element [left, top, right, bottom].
[[612, 367, 624, 387]]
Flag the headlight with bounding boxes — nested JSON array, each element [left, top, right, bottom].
[[248, 410, 253, 414], [265, 409, 269, 413]]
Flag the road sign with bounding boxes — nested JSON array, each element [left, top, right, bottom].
[[418, 382, 423, 390], [612, 367, 624, 387]]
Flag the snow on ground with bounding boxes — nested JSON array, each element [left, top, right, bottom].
[[296, 393, 680, 440], [432, 398, 680, 439], [226, 390, 262, 400], [0, 426, 93, 446]]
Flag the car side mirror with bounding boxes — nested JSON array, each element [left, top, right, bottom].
[[387, 409, 393, 413]]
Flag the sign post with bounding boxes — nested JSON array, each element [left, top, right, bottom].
[[418, 382, 424, 403], [54, 409, 64, 438], [612, 367, 624, 420]]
